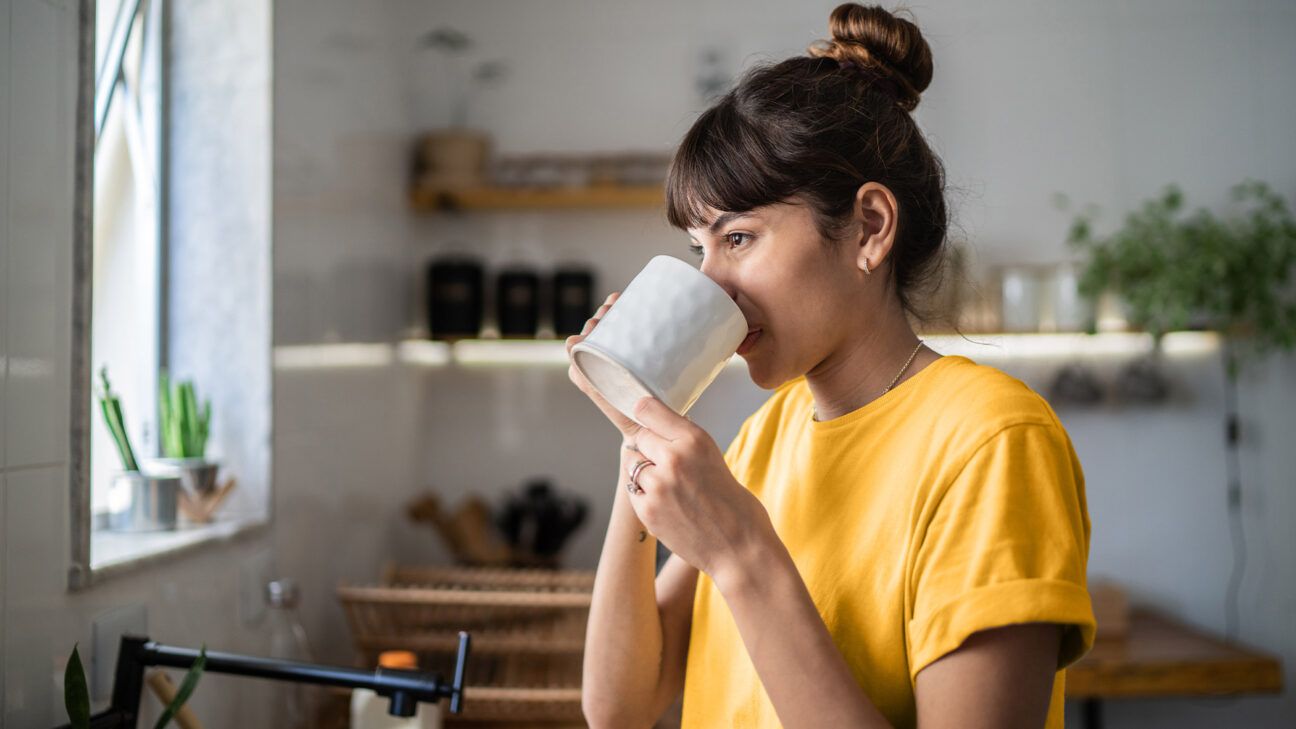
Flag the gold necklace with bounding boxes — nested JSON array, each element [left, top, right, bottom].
[[813, 340, 925, 421]]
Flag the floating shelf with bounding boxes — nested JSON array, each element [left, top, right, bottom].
[[273, 331, 1221, 371], [409, 184, 663, 212]]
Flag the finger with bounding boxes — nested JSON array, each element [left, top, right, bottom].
[[633, 396, 696, 441], [632, 427, 673, 466], [632, 465, 659, 496], [579, 293, 621, 336]]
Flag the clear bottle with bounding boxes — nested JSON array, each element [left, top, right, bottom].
[[265, 578, 321, 729], [351, 650, 443, 729]]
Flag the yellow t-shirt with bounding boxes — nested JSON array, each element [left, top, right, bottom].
[[679, 354, 1096, 729]]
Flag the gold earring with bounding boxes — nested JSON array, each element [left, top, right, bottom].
[[863, 258, 872, 275]]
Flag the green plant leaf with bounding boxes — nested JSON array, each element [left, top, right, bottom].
[[98, 368, 139, 471], [1066, 180, 1296, 372], [64, 644, 91, 729], [153, 644, 206, 729]]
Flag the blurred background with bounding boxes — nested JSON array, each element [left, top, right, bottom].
[[1, 0, 1293, 727]]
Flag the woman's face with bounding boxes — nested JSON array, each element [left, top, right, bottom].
[[687, 198, 867, 389]]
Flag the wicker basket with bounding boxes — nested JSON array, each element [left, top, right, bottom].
[[338, 564, 595, 724]]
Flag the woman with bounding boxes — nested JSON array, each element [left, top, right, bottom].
[[568, 4, 1095, 728]]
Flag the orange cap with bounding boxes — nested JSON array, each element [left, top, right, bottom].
[[378, 650, 418, 669]]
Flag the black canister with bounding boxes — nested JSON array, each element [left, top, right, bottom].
[[427, 257, 484, 339], [496, 267, 541, 338], [552, 267, 595, 337]]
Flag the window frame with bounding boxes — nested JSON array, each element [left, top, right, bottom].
[[69, 0, 171, 590]]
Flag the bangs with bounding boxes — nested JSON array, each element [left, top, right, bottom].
[[665, 101, 795, 231]]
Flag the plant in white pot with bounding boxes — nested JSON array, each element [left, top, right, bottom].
[[146, 372, 218, 498], [415, 26, 510, 190], [97, 367, 180, 531]]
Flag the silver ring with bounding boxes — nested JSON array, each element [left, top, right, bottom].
[[628, 458, 653, 493]]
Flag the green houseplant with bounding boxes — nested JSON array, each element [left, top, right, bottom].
[[97, 368, 140, 472], [1064, 179, 1296, 375], [1064, 179, 1296, 638], [97, 367, 180, 531], [146, 372, 219, 496]]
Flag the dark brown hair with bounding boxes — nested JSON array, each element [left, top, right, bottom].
[[665, 3, 949, 319]]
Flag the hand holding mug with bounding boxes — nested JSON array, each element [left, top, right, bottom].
[[622, 396, 774, 583]]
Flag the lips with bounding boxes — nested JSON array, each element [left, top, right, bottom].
[[737, 328, 762, 355]]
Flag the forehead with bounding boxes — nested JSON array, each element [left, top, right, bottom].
[[687, 199, 801, 235]]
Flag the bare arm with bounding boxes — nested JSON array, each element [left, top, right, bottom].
[[715, 531, 1063, 729], [581, 445, 699, 729], [915, 623, 1061, 729]]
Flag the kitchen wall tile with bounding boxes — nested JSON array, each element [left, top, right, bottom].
[[3, 465, 70, 728], [5, 0, 71, 470]]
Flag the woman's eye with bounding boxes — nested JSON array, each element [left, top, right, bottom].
[[688, 233, 750, 259]]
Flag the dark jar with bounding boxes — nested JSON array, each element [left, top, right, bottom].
[[426, 257, 484, 340]]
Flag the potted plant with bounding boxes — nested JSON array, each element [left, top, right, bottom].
[[1064, 180, 1296, 367], [144, 372, 218, 497], [97, 367, 180, 532], [415, 26, 509, 190], [1065, 179, 1296, 637]]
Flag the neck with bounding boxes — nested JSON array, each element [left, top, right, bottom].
[[805, 303, 928, 421]]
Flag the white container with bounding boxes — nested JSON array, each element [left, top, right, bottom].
[[350, 689, 441, 729], [999, 265, 1044, 333], [571, 255, 747, 425], [1044, 262, 1095, 332], [351, 651, 441, 729], [105, 472, 180, 532]]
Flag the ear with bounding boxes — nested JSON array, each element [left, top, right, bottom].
[[852, 182, 899, 275]]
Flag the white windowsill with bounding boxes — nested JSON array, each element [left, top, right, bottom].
[[88, 515, 268, 582]]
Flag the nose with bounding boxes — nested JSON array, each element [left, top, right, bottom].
[[699, 258, 740, 302]]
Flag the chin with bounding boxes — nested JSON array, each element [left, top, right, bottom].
[[743, 359, 791, 391]]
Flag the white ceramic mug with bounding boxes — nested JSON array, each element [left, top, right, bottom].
[[571, 255, 748, 425]]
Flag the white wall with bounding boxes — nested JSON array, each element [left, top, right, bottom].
[[3, 1, 1294, 728]]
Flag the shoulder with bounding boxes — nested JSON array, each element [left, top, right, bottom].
[[921, 355, 1066, 445]]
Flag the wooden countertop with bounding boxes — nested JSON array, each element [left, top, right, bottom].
[[1067, 607, 1284, 698]]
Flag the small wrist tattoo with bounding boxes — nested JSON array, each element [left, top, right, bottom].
[[637, 530, 648, 543]]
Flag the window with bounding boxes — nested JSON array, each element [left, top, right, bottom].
[[89, 0, 164, 527], [69, 0, 273, 586]]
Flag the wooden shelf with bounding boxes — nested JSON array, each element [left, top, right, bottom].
[[409, 184, 663, 212]]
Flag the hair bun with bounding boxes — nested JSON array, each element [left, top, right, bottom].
[[808, 3, 933, 112]]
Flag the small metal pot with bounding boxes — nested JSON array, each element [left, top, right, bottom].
[[145, 457, 220, 496], [106, 472, 180, 532]]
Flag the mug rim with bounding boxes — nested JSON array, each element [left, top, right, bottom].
[[570, 339, 670, 420]]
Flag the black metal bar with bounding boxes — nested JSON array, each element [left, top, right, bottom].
[[51, 632, 470, 728]]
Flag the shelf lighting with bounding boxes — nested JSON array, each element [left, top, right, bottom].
[[272, 332, 1221, 371]]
